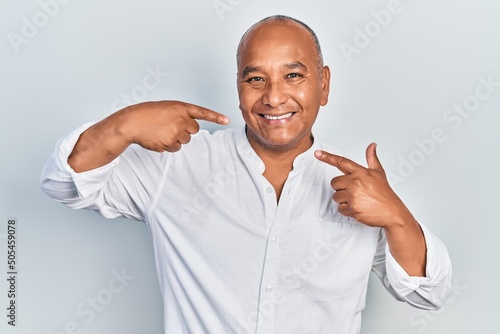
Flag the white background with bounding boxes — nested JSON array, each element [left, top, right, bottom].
[[1, 0, 499, 333]]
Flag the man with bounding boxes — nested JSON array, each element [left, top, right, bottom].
[[41, 15, 451, 333]]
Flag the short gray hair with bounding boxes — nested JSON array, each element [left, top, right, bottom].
[[237, 15, 324, 70]]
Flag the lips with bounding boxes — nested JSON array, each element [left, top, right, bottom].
[[260, 112, 295, 120]]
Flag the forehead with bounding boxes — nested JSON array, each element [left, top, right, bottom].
[[238, 21, 317, 68]]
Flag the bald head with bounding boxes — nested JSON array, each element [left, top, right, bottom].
[[237, 15, 324, 72]]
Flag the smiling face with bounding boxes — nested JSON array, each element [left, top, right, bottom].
[[237, 20, 330, 155]]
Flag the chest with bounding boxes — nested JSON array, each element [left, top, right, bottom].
[[152, 157, 379, 272]]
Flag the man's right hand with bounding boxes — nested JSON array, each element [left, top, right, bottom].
[[68, 101, 230, 172], [123, 101, 229, 152]]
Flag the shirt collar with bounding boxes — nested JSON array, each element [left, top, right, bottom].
[[234, 126, 320, 174]]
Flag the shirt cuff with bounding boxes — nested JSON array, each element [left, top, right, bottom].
[[385, 222, 451, 297], [53, 121, 120, 199]]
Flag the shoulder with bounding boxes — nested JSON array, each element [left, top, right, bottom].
[[168, 127, 239, 162], [191, 127, 236, 142], [188, 127, 237, 148], [315, 140, 350, 158], [312, 140, 353, 180], [122, 128, 238, 168]]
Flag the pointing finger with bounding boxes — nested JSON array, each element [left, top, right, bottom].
[[314, 150, 362, 175], [184, 103, 230, 125]]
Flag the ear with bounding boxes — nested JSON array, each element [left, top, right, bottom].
[[320, 65, 331, 106]]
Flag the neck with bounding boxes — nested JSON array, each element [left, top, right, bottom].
[[245, 128, 314, 201], [245, 128, 314, 166]]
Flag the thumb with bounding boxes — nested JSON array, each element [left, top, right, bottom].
[[366, 142, 384, 171]]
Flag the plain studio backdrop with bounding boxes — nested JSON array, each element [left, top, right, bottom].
[[1, 0, 499, 333]]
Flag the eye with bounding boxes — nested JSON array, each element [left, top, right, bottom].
[[245, 77, 266, 87], [286, 73, 302, 79], [246, 77, 263, 83]]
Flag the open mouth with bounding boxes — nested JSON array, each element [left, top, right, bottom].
[[260, 112, 295, 120]]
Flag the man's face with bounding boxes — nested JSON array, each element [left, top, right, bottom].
[[237, 21, 330, 153]]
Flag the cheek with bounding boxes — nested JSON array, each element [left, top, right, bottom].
[[239, 89, 261, 111], [296, 90, 307, 101], [291, 88, 313, 110], [238, 99, 252, 117], [295, 85, 322, 107]]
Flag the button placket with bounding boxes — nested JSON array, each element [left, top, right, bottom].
[[254, 155, 309, 333], [255, 175, 306, 333], [255, 187, 284, 333]]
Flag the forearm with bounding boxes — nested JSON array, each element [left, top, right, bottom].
[[68, 109, 131, 172], [384, 212, 427, 277], [67, 100, 229, 172], [40, 121, 122, 206]]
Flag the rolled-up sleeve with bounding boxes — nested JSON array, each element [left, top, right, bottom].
[[373, 223, 452, 310], [40, 122, 168, 221]]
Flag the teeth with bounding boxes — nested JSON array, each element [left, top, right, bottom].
[[263, 112, 293, 120]]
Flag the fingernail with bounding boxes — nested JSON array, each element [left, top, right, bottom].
[[314, 150, 322, 158]]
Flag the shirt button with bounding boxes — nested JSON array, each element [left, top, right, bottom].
[[272, 235, 279, 243], [266, 187, 273, 193], [265, 285, 273, 293], [256, 161, 263, 169]]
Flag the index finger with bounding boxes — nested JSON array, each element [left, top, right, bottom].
[[185, 103, 230, 125], [314, 150, 363, 175]]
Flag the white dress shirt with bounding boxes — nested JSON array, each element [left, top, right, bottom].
[[40, 124, 452, 334]]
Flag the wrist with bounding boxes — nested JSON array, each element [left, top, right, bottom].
[[113, 104, 143, 145], [383, 205, 417, 232]]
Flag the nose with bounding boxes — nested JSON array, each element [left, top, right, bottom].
[[261, 80, 288, 108]]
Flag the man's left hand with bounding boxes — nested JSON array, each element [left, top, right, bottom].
[[314, 143, 414, 229]]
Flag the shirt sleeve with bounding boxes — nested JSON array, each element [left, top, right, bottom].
[[40, 122, 169, 221], [371, 223, 452, 310]]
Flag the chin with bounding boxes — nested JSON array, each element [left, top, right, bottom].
[[247, 124, 311, 151], [258, 135, 303, 151]]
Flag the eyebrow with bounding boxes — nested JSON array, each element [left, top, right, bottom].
[[241, 66, 262, 78], [241, 62, 308, 78], [284, 62, 308, 72]]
